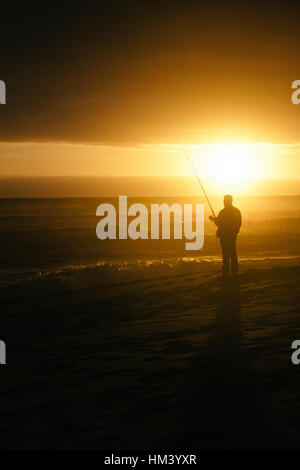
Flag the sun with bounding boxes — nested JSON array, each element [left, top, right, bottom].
[[198, 143, 259, 193], [205, 144, 255, 182], [173, 140, 267, 195]]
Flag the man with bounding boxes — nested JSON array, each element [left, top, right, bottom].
[[209, 194, 242, 279]]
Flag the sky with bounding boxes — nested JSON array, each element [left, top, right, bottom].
[[1, 0, 300, 195]]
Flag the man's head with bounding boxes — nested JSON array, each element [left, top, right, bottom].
[[224, 194, 233, 207]]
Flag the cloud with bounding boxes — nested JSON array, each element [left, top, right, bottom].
[[1, 1, 300, 144]]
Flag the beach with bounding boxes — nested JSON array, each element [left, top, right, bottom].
[[1, 197, 300, 448]]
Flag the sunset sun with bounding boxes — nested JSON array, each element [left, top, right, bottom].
[[205, 144, 256, 183]]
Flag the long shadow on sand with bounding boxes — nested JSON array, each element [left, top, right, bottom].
[[163, 279, 278, 449]]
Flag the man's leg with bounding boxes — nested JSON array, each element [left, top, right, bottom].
[[230, 237, 238, 276], [221, 240, 230, 278]]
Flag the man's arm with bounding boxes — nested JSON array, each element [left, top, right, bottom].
[[209, 211, 222, 226], [236, 210, 242, 233]]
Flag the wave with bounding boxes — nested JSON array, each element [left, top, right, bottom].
[[1, 255, 300, 290]]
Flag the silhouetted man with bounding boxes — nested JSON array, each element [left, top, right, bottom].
[[209, 195, 242, 279]]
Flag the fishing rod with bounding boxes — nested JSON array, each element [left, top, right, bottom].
[[175, 135, 216, 219]]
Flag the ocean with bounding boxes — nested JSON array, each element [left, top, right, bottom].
[[1, 196, 300, 287]]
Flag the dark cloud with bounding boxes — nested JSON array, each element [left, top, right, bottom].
[[1, 0, 300, 144]]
